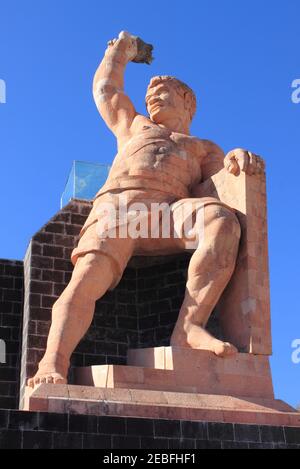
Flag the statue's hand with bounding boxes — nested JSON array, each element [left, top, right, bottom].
[[107, 31, 138, 62], [224, 148, 265, 176]]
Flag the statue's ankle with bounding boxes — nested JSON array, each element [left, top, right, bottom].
[[38, 352, 69, 376]]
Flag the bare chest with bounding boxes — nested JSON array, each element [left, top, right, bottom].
[[118, 124, 204, 165]]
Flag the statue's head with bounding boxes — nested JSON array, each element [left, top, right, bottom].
[[145, 76, 196, 126]]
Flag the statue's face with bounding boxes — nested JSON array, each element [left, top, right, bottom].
[[146, 82, 188, 124]]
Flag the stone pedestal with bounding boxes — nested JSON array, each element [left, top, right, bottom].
[[24, 383, 300, 428], [24, 347, 300, 428], [2, 406, 300, 449]]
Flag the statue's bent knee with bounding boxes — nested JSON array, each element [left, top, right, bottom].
[[207, 205, 241, 239]]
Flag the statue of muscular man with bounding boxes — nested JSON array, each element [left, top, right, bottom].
[[29, 32, 264, 387]]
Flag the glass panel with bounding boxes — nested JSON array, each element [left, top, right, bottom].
[[61, 161, 110, 208], [61, 162, 75, 208]]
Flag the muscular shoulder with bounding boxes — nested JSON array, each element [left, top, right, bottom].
[[194, 138, 225, 158]]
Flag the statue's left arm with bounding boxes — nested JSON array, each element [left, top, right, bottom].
[[192, 142, 265, 197], [191, 141, 224, 197]]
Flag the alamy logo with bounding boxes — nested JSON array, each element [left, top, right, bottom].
[[95, 196, 205, 250], [0, 339, 6, 364], [291, 79, 300, 104], [291, 339, 300, 364], [0, 79, 6, 104]]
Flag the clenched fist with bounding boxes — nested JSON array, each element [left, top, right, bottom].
[[106, 31, 154, 65], [224, 148, 265, 176], [107, 31, 139, 62]]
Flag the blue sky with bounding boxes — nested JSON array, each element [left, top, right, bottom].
[[0, 0, 299, 407]]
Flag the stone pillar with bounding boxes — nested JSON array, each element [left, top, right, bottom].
[[196, 168, 272, 354]]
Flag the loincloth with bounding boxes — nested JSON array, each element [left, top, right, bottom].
[[71, 189, 235, 289]]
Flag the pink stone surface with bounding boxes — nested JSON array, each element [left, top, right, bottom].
[[74, 348, 274, 399], [25, 383, 300, 427], [128, 346, 270, 375], [126, 347, 274, 398]]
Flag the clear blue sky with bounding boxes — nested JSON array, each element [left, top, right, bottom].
[[0, 0, 299, 407]]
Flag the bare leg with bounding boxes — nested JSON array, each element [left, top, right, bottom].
[[28, 253, 116, 387], [171, 205, 241, 357]]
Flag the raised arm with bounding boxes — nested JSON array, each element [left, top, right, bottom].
[[93, 31, 138, 139]]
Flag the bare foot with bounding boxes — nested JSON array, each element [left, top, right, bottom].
[[28, 370, 67, 389], [171, 322, 238, 358], [27, 352, 69, 388]]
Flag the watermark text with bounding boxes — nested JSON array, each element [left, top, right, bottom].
[[291, 339, 300, 364], [291, 79, 300, 104], [95, 196, 205, 250], [0, 79, 6, 104]]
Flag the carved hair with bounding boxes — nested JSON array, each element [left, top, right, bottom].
[[146, 75, 197, 120]]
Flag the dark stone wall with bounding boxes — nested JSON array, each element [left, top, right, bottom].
[[0, 260, 23, 410], [19, 200, 89, 408], [0, 409, 300, 449]]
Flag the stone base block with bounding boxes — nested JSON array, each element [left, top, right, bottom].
[[75, 348, 274, 399], [24, 384, 300, 427]]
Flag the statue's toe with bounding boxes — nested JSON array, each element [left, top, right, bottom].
[[214, 341, 238, 357]]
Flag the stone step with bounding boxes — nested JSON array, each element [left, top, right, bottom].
[[24, 383, 300, 427], [74, 347, 274, 399]]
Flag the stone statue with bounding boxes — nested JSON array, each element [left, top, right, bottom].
[[28, 31, 265, 387]]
